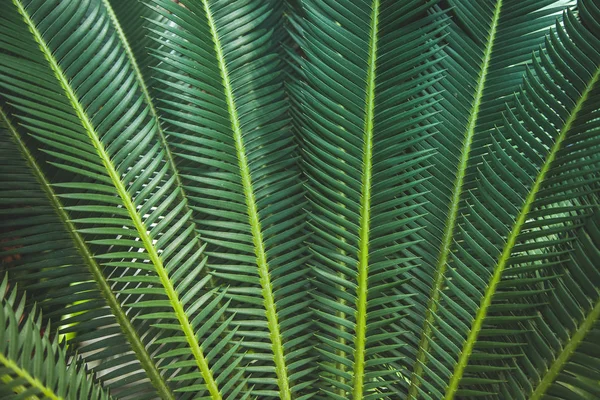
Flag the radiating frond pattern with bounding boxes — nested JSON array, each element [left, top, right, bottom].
[[405, 1, 577, 396], [416, 6, 600, 399], [147, 0, 310, 398], [289, 0, 446, 397], [0, 276, 111, 400], [0, 0, 244, 398], [0, 1, 598, 399]]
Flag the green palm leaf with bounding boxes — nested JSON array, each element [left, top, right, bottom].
[[0, 275, 111, 400], [500, 210, 600, 400], [0, 1, 599, 399], [406, 1, 577, 396], [0, 0, 244, 398], [105, 0, 163, 85], [289, 0, 445, 397], [415, 4, 600, 398], [501, 6, 600, 399], [146, 1, 310, 398], [102, 0, 187, 200], [0, 108, 174, 399]]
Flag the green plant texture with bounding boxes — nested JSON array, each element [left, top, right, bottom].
[[0, 0, 599, 399]]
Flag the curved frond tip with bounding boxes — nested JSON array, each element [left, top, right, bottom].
[[0, 0, 599, 399], [0, 275, 111, 400]]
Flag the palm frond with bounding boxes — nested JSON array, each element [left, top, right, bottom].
[[0, 275, 111, 400], [0, 0, 244, 398], [501, 4, 600, 399], [0, 1, 599, 399], [415, 4, 600, 398], [500, 211, 600, 400], [102, 0, 193, 215], [288, 0, 445, 397], [406, 1, 578, 396], [146, 1, 311, 398], [0, 108, 174, 399], [105, 0, 164, 84]]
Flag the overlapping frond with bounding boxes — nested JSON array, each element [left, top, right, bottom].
[[146, 0, 310, 398], [405, 1, 577, 396], [499, 211, 600, 400], [103, 0, 185, 196], [0, 0, 245, 398], [0, 1, 599, 399], [414, 5, 600, 399], [105, 0, 164, 84], [0, 275, 111, 400], [0, 110, 173, 399], [288, 0, 445, 397]]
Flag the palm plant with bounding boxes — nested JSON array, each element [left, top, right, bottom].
[[0, 0, 598, 399]]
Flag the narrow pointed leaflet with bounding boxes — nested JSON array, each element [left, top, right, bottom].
[[101, 0, 189, 205], [1, 0, 243, 398], [498, 5, 600, 398], [416, 7, 600, 398], [147, 0, 310, 397], [446, 64, 600, 400], [0, 277, 112, 400], [0, 107, 175, 400], [407, 1, 578, 397], [289, 0, 445, 397], [408, 2, 502, 396], [1, 1, 600, 399]]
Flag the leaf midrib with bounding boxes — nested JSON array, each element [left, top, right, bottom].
[[11, 1, 221, 398], [408, 1, 503, 397], [352, 1, 379, 398], [100, 0, 189, 208], [200, 2, 291, 399], [0, 352, 59, 400], [529, 297, 600, 400], [1, 373, 40, 400], [444, 64, 600, 400], [102, 5, 252, 394], [1, 107, 175, 400]]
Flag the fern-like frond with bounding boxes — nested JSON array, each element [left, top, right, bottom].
[[416, 4, 600, 398], [498, 211, 600, 400], [501, 4, 600, 399], [146, 1, 311, 398], [0, 0, 244, 398], [1, 1, 598, 399], [102, 0, 188, 203], [0, 275, 111, 400], [406, 1, 577, 396], [105, 0, 164, 84], [0, 108, 174, 399], [288, 0, 445, 397]]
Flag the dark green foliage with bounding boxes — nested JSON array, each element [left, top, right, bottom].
[[0, 0, 598, 399], [0, 276, 112, 400]]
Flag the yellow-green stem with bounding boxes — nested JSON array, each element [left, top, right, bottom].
[[0, 354, 59, 400], [529, 298, 600, 399], [100, 0, 189, 207], [352, 1, 379, 398], [1, 373, 41, 399], [0, 107, 175, 400], [444, 65, 600, 400], [11, 1, 221, 398], [200, 2, 291, 399], [408, 1, 503, 397]]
